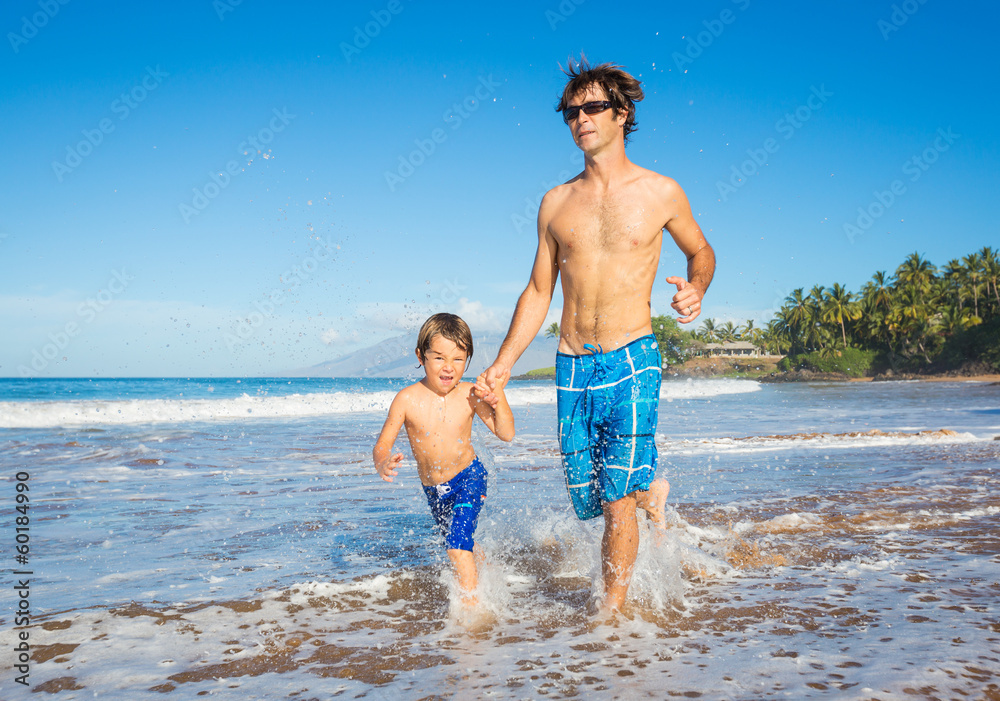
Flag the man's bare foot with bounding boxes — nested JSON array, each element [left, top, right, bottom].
[[636, 478, 670, 528], [589, 593, 618, 621], [589, 593, 635, 624]]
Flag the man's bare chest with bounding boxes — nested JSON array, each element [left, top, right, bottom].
[[553, 195, 663, 253]]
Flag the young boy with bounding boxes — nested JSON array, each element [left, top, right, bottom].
[[373, 313, 514, 606]]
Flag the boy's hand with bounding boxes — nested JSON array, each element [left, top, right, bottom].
[[376, 452, 404, 482]]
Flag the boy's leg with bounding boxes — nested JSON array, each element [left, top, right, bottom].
[[442, 460, 487, 607], [447, 548, 479, 606]]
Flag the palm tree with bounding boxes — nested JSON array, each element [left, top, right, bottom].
[[865, 271, 893, 310], [717, 321, 738, 344], [822, 283, 861, 348], [935, 305, 980, 337], [782, 288, 810, 353], [895, 252, 937, 294], [892, 285, 936, 363], [980, 246, 1000, 314], [544, 322, 560, 339], [858, 271, 895, 352], [941, 259, 967, 311], [962, 252, 985, 319], [698, 318, 718, 343], [806, 285, 829, 350], [763, 318, 790, 355]]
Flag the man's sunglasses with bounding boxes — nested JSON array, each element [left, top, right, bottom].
[[562, 100, 613, 123]]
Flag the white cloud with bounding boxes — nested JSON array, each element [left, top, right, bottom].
[[541, 306, 562, 329], [353, 296, 512, 335], [354, 301, 425, 333], [454, 298, 505, 332], [320, 328, 340, 345]]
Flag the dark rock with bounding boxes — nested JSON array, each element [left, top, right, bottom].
[[758, 370, 852, 383]]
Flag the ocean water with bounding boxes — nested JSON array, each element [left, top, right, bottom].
[[1, 376, 999, 699]]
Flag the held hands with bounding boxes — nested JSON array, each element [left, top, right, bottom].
[[376, 452, 403, 482], [475, 366, 509, 407], [666, 276, 703, 323]]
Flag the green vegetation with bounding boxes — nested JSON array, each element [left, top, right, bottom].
[[685, 358, 781, 379], [650, 315, 699, 364], [653, 314, 767, 365], [762, 247, 1000, 374], [530, 247, 1000, 379], [777, 348, 877, 377], [522, 366, 556, 378]]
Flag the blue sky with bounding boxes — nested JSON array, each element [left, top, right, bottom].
[[2, 0, 998, 377]]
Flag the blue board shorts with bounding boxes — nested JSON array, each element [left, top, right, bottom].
[[422, 457, 487, 552], [556, 335, 662, 520]]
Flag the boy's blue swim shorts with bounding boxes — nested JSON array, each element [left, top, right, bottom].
[[422, 456, 487, 552], [556, 335, 662, 520]]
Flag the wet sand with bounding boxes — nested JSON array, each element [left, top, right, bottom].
[[3, 377, 999, 699]]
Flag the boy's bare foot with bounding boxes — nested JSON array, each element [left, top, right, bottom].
[[456, 603, 496, 632], [636, 478, 670, 528]]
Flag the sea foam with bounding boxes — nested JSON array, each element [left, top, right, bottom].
[[0, 378, 760, 428], [0, 391, 397, 428]]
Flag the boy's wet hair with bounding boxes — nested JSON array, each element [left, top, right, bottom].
[[416, 313, 473, 362], [555, 54, 644, 144]]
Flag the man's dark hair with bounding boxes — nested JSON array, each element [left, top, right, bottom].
[[556, 55, 645, 144]]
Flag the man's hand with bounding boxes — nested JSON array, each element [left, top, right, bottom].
[[475, 366, 509, 407], [484, 362, 510, 388], [667, 276, 703, 323], [376, 452, 403, 482], [475, 368, 509, 407]]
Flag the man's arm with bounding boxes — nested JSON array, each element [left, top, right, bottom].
[[661, 178, 716, 323], [484, 193, 560, 386]]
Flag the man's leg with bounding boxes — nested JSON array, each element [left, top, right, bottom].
[[601, 492, 639, 612], [634, 478, 670, 528]]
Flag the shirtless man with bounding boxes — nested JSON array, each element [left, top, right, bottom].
[[482, 58, 715, 614]]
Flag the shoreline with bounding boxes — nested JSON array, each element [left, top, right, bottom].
[[657, 356, 1000, 385], [514, 358, 1000, 385], [511, 374, 1000, 383], [758, 370, 1000, 384], [873, 373, 1000, 383]]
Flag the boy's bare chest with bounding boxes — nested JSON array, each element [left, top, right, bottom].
[[407, 397, 473, 435]]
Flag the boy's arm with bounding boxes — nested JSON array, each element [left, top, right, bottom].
[[373, 394, 407, 482], [472, 375, 515, 442]]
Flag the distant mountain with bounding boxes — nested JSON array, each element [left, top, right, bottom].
[[284, 332, 559, 378]]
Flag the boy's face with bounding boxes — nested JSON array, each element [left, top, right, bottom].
[[416, 335, 469, 394]]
